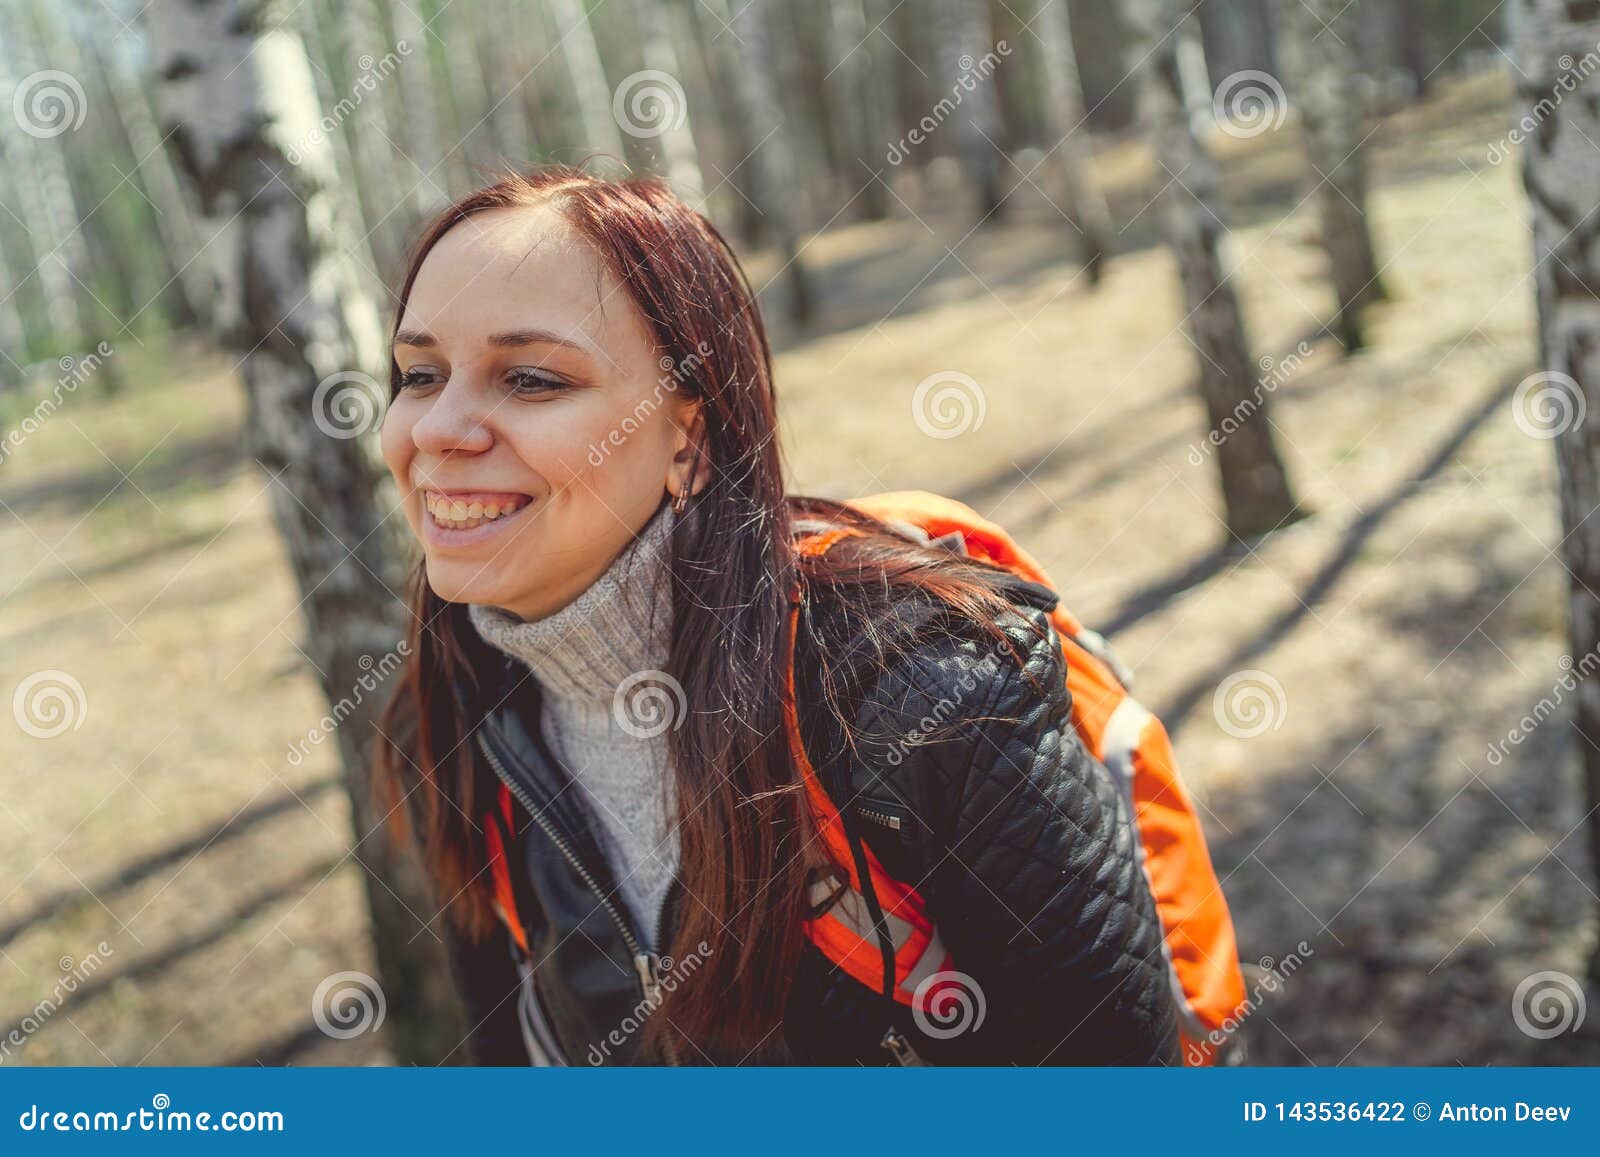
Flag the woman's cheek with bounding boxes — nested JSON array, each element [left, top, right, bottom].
[[517, 404, 637, 497], [378, 400, 414, 485]]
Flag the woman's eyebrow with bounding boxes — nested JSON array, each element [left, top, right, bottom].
[[391, 327, 594, 356], [484, 328, 591, 355]]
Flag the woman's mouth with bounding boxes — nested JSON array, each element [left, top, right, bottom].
[[424, 490, 531, 530], [420, 490, 536, 547]]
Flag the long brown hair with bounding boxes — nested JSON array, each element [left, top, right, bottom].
[[375, 166, 1039, 1057]]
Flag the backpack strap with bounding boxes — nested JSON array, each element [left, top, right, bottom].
[[789, 528, 953, 1008], [483, 787, 534, 960], [483, 784, 545, 959]]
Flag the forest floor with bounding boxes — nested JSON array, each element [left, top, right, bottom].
[[4, 68, 1598, 1066]]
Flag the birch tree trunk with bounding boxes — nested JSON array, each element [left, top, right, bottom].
[[549, 0, 626, 168], [1396, 0, 1430, 101], [825, 0, 890, 220], [441, 4, 496, 185], [145, 0, 467, 1063], [684, 0, 763, 241], [718, 0, 813, 324], [290, 0, 387, 303], [935, 0, 1005, 221], [1199, 0, 1276, 82], [1513, 0, 1600, 982], [1126, 0, 1301, 539], [1174, 10, 1213, 129], [629, 0, 708, 204], [1036, 0, 1114, 284], [336, 0, 408, 285], [1277, 0, 1387, 352], [19, 4, 140, 352], [85, 30, 210, 329], [478, 0, 539, 167], [0, 225, 30, 380], [387, 0, 449, 213], [0, 30, 86, 356]]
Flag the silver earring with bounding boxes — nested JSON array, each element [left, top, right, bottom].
[[673, 442, 702, 514]]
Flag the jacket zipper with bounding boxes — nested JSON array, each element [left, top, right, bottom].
[[476, 731, 680, 1066], [858, 799, 919, 1065], [857, 805, 903, 831]]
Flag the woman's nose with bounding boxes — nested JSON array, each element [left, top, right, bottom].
[[410, 379, 494, 455]]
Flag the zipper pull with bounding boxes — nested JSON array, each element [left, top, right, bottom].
[[855, 798, 909, 833], [634, 952, 665, 1007], [632, 952, 683, 1066], [881, 1025, 927, 1066]]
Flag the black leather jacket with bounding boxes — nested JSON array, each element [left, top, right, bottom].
[[439, 574, 1181, 1066]]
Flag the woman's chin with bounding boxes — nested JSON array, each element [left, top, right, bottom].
[[424, 560, 515, 611]]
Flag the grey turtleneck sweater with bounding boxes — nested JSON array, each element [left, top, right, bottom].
[[467, 502, 681, 949]]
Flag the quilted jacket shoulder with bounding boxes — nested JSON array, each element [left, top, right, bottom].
[[796, 586, 1182, 1065]]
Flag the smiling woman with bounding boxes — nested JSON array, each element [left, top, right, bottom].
[[373, 166, 1230, 1067]]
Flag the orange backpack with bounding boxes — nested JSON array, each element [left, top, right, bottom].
[[783, 491, 1247, 1065]]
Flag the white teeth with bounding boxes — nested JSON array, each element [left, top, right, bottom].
[[424, 493, 527, 530]]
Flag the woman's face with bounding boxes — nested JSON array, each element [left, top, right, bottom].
[[381, 203, 700, 620]]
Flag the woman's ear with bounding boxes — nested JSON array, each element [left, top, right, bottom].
[[668, 403, 709, 502]]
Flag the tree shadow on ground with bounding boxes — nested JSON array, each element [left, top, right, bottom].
[[1148, 369, 1521, 734], [0, 777, 339, 953], [0, 426, 244, 520], [0, 854, 342, 1044], [1204, 612, 1600, 1065]]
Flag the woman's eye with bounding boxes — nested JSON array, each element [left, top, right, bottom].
[[505, 367, 566, 396], [397, 367, 442, 391]]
